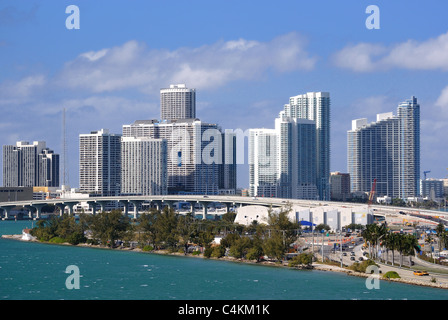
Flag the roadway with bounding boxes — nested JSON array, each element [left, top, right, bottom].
[[326, 242, 448, 287], [0, 194, 371, 220]]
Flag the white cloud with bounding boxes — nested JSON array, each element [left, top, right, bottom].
[[0, 74, 46, 96], [56, 32, 316, 94], [435, 85, 448, 109], [0, 74, 47, 105], [333, 30, 448, 72], [332, 43, 387, 72]]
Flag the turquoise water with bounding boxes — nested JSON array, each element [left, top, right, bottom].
[[1, 220, 448, 300]]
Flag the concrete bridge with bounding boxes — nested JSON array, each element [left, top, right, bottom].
[[0, 195, 365, 220], [0, 194, 445, 224]]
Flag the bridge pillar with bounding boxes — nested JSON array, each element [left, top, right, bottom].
[[199, 202, 208, 220], [188, 202, 196, 214], [24, 205, 36, 219], [0, 205, 15, 220], [87, 201, 99, 215], [64, 202, 79, 216], [95, 201, 111, 213], [55, 203, 66, 216], [152, 200, 162, 211], [163, 200, 174, 211], [31, 203, 47, 220], [118, 200, 129, 217], [129, 200, 143, 219]]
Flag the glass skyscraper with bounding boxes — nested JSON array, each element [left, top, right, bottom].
[[249, 91, 328, 200], [347, 96, 420, 199], [285, 92, 331, 200]]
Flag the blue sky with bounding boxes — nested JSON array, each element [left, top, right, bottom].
[[1, 0, 448, 189]]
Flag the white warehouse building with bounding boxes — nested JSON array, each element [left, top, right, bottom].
[[235, 204, 373, 231]]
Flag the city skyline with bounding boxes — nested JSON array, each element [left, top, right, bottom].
[[1, 1, 448, 189]]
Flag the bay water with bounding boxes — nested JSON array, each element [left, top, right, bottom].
[[1, 220, 448, 300]]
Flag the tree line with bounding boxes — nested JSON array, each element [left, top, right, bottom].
[[30, 205, 303, 263]]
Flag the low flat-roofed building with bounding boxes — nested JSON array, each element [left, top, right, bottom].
[[0, 187, 33, 202]]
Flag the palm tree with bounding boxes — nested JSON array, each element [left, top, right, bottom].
[[390, 233, 401, 266], [394, 233, 420, 268], [362, 223, 387, 260], [362, 224, 375, 258], [403, 234, 420, 266], [384, 232, 398, 265], [425, 233, 435, 263], [436, 223, 446, 253]]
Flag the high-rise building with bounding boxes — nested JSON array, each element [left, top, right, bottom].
[[249, 128, 278, 198], [420, 179, 444, 201], [160, 84, 196, 121], [330, 172, 351, 201], [442, 179, 448, 198], [275, 112, 317, 199], [3, 141, 59, 188], [347, 97, 420, 199], [38, 148, 60, 187], [285, 92, 331, 200], [121, 137, 167, 196], [79, 129, 121, 196], [122, 84, 232, 195], [398, 96, 420, 197], [219, 130, 237, 192], [348, 114, 400, 198], [249, 92, 328, 200], [123, 119, 221, 195]]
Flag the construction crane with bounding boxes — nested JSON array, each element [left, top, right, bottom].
[[368, 178, 377, 206], [423, 170, 431, 180]]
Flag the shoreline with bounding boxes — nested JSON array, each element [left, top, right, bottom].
[[3, 234, 448, 290]]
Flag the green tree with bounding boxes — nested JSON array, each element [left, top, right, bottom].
[[246, 245, 264, 262], [197, 231, 215, 253], [391, 198, 406, 207], [67, 231, 87, 245], [137, 210, 161, 249], [89, 210, 131, 248], [264, 204, 300, 258], [228, 236, 252, 259], [30, 217, 58, 241], [344, 223, 365, 232], [211, 245, 226, 258], [153, 207, 179, 250], [222, 211, 236, 224], [288, 252, 314, 268], [220, 233, 241, 248], [262, 231, 285, 261], [176, 212, 196, 254], [314, 224, 330, 233], [55, 214, 79, 240]]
